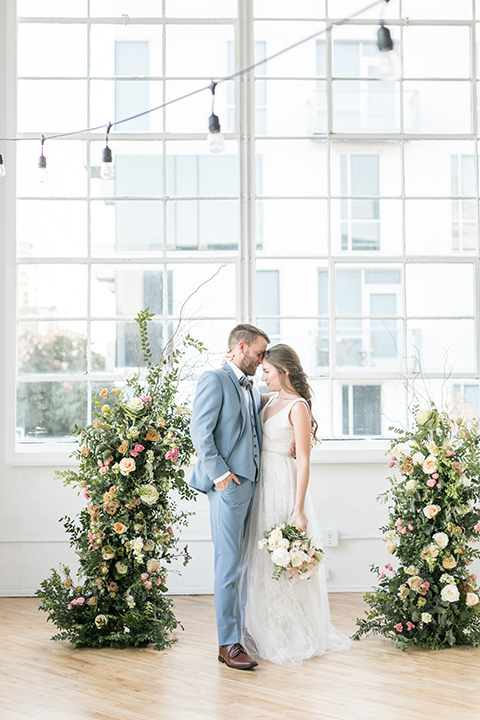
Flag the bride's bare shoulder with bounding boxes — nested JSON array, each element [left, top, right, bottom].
[[261, 392, 276, 407]]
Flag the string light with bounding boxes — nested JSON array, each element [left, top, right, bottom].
[[0, 154, 5, 178], [38, 135, 47, 183], [0, 0, 388, 176], [100, 122, 114, 180], [207, 81, 225, 154], [377, 24, 401, 80]]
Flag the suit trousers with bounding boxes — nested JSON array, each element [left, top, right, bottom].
[[207, 476, 255, 646]]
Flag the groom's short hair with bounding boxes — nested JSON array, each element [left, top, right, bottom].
[[228, 323, 270, 349]]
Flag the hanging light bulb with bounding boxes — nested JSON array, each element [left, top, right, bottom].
[[100, 122, 115, 180], [207, 81, 225, 154], [0, 154, 6, 178], [38, 136, 47, 183], [377, 24, 401, 81]]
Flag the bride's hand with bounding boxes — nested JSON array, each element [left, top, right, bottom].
[[289, 509, 308, 533], [221, 349, 235, 365]]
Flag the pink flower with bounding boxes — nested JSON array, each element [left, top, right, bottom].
[[380, 573, 386, 579], [391, 455, 397, 461], [387, 461, 394, 468], [126, 503, 131, 510], [452, 461, 459, 469], [134, 443, 145, 454], [141, 573, 149, 580], [395, 623, 403, 632], [77, 597, 85, 605], [83, 488, 90, 499], [99, 466, 108, 475], [105, 456, 113, 465], [140, 395, 151, 404], [474, 524, 480, 533], [68, 604, 73, 610], [436, 484, 442, 489], [387, 564, 393, 571], [165, 447, 179, 462], [130, 450, 138, 457], [406, 622, 415, 631], [144, 581, 152, 589], [399, 527, 407, 535], [135, 498, 141, 506], [427, 478, 436, 487], [97, 460, 103, 467], [432, 473, 439, 480], [408, 524, 414, 531], [472, 573, 478, 581], [446, 449, 455, 456], [396, 519, 403, 527]]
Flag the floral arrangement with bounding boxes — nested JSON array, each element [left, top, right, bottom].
[[36, 310, 204, 650], [353, 406, 480, 650], [258, 523, 324, 583]]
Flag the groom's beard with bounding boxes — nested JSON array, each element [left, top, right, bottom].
[[238, 356, 257, 378]]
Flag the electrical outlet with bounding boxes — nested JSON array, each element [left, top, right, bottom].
[[322, 529, 338, 547], [323, 566, 330, 580]]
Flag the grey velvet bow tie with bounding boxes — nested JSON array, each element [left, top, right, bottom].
[[239, 375, 253, 391]]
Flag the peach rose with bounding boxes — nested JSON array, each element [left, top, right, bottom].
[[113, 523, 127, 534], [147, 558, 161, 573], [466, 593, 479, 606], [422, 456, 437, 474], [92, 419, 101, 430], [99, 388, 109, 398], [423, 504, 441, 519], [119, 457, 136, 476], [81, 445, 89, 457], [442, 555, 457, 569]]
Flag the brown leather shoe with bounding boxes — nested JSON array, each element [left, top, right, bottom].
[[218, 643, 258, 670]]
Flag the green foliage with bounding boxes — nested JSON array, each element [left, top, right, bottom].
[[36, 311, 205, 650], [353, 406, 480, 650]]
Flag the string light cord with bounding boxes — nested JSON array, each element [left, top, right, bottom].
[[0, 0, 389, 146]]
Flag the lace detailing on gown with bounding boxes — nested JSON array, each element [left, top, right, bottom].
[[240, 395, 351, 665]]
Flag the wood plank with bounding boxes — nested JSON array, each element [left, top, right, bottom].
[[0, 595, 479, 720]]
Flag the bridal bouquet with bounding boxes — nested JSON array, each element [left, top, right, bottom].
[[259, 523, 324, 583]]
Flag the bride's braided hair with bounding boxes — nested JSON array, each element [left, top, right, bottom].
[[264, 344, 319, 444]]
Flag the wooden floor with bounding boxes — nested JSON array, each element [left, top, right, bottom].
[[0, 594, 479, 720]]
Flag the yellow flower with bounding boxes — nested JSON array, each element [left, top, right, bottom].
[[112, 388, 122, 397], [145, 427, 161, 442], [443, 555, 457, 569], [101, 404, 110, 415], [81, 445, 89, 457]]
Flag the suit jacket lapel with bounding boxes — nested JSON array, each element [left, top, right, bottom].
[[221, 365, 248, 424]]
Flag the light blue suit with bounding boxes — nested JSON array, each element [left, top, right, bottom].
[[190, 364, 262, 645]]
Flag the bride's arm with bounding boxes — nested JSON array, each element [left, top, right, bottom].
[[261, 391, 275, 407], [288, 402, 311, 532]]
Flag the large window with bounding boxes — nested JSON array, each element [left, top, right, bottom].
[[10, 0, 480, 447]]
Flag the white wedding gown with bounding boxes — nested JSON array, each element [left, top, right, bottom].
[[241, 396, 351, 665]]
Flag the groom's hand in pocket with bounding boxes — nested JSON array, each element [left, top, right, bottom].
[[216, 473, 241, 492]]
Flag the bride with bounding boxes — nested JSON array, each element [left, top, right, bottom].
[[240, 344, 351, 665]]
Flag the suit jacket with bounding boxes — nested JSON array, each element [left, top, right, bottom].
[[189, 364, 262, 494]]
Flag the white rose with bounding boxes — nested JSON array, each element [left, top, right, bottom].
[[421, 612, 432, 623], [405, 565, 417, 576], [433, 532, 449, 549], [422, 455, 437, 474], [126, 397, 145, 415], [427, 441, 439, 456], [138, 484, 159, 506], [405, 479, 417, 492], [280, 538, 290, 548], [146, 558, 161, 573], [441, 584, 460, 603], [268, 528, 283, 547], [271, 546, 290, 568], [115, 562, 128, 576], [416, 409, 432, 425], [466, 593, 479, 607], [411, 452, 425, 465], [289, 550, 308, 568], [119, 457, 136, 476], [257, 538, 267, 550], [461, 477, 472, 487], [385, 541, 397, 555]]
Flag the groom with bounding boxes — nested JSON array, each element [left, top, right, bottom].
[[190, 323, 269, 670]]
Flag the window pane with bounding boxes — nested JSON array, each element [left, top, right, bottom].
[[166, 25, 233, 77], [254, 0, 326, 18], [91, 265, 165, 318], [18, 80, 88, 133], [18, 265, 88, 318], [404, 141, 476, 196], [17, 142, 88, 199], [91, 200, 163, 257], [331, 200, 402, 254], [166, 0, 236, 18], [254, 21, 325, 78], [406, 264, 474, 316], [257, 259, 327, 317], [405, 200, 477, 255], [165, 80, 233, 133], [403, 27, 470, 79], [90, 80, 163, 132], [407, 320, 475, 374], [90, 26, 163, 77], [256, 140, 328, 196], [256, 199, 328, 256], [18, 322, 89, 374], [166, 200, 239, 252], [17, 201, 88, 257], [257, 270, 280, 340], [166, 146, 239, 197], [333, 81, 400, 133], [18, 0, 87, 17], [403, 0, 472, 19], [18, 25, 87, 77], [404, 82, 471, 134], [90, 142, 163, 199], [17, 381, 88, 441], [167, 264, 236, 318], [91, 320, 164, 372], [259, 80, 325, 136]]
